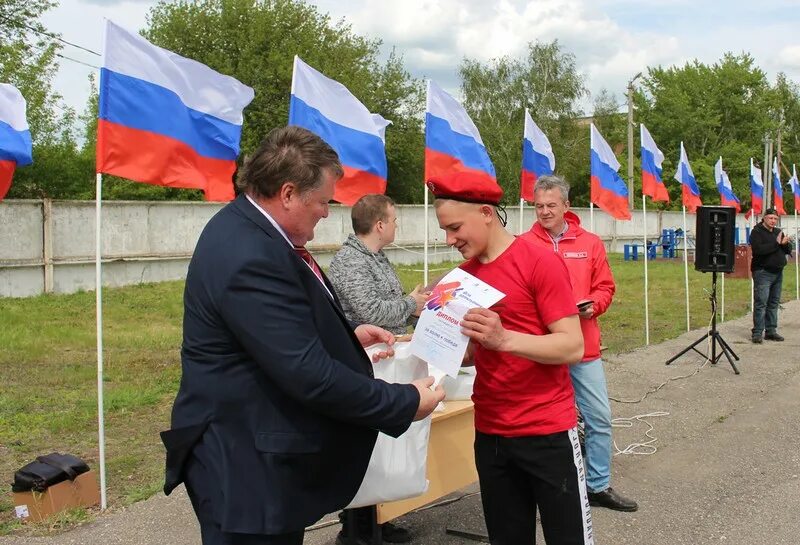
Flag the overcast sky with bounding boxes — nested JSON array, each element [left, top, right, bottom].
[[41, 0, 800, 116]]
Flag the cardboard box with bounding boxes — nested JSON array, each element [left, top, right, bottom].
[[12, 470, 100, 522]]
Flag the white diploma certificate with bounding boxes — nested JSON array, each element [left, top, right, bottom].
[[410, 268, 505, 381]]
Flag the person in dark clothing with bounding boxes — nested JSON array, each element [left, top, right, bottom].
[[749, 208, 793, 343]]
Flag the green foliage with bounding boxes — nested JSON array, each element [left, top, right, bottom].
[[459, 40, 588, 204], [0, 0, 96, 199], [4, 0, 800, 206], [634, 53, 782, 209]]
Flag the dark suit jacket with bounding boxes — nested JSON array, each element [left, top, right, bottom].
[[161, 194, 419, 535]]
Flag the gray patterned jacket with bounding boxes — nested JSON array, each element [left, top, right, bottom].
[[327, 234, 415, 335]]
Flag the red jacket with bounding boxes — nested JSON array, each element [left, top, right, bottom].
[[521, 211, 615, 362]]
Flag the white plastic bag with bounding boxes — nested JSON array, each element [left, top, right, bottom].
[[441, 366, 476, 400], [347, 342, 431, 508]]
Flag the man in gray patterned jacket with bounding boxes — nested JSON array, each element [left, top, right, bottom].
[[328, 194, 428, 544], [329, 194, 428, 335]]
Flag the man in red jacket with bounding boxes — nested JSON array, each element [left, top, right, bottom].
[[522, 174, 638, 512]]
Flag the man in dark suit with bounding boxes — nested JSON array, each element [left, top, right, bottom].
[[161, 126, 445, 545]]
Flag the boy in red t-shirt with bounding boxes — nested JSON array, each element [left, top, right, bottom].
[[428, 171, 593, 545]]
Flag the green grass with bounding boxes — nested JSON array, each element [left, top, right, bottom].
[[395, 256, 799, 352], [0, 257, 797, 534]]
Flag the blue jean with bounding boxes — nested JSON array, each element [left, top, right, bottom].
[[752, 268, 783, 337], [570, 358, 612, 493]]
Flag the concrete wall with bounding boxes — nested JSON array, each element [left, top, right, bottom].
[[1, 198, 796, 298]]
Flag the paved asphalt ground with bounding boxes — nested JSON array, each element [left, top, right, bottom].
[[3, 301, 800, 545]]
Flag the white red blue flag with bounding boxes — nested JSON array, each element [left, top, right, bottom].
[[673, 142, 702, 213], [590, 123, 630, 220], [520, 109, 554, 202], [97, 20, 254, 201], [289, 56, 391, 206], [640, 124, 668, 202], [789, 164, 800, 213], [772, 157, 786, 215], [746, 158, 763, 219], [0, 83, 32, 200], [715, 157, 740, 212], [425, 80, 496, 186]]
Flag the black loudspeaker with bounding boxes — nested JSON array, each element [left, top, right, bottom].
[[695, 206, 736, 273]]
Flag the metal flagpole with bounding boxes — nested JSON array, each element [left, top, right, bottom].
[[642, 195, 650, 345], [721, 272, 725, 322], [795, 209, 799, 300], [590, 202, 595, 233], [682, 205, 690, 332], [519, 198, 525, 234], [750, 213, 755, 313], [424, 187, 429, 287], [95, 172, 107, 510]]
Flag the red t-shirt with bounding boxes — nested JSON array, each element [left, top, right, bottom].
[[460, 237, 578, 437]]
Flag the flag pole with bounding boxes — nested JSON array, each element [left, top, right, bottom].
[[749, 212, 755, 313], [682, 205, 690, 332], [95, 172, 107, 510], [642, 195, 650, 345], [518, 198, 525, 235], [795, 208, 799, 301], [423, 186, 429, 287], [721, 271, 725, 322], [590, 202, 595, 233]]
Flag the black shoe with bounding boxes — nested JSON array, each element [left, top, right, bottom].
[[752, 335, 763, 344], [765, 332, 784, 341], [382, 521, 412, 543], [335, 531, 369, 545], [588, 487, 638, 512]]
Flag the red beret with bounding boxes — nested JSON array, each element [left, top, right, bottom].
[[426, 171, 503, 205]]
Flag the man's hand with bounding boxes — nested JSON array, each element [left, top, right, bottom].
[[355, 324, 395, 362], [409, 284, 430, 317], [411, 377, 446, 420], [779, 232, 791, 245], [461, 307, 511, 352], [578, 301, 594, 319]]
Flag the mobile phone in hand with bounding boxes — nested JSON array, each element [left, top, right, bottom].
[[577, 300, 594, 311]]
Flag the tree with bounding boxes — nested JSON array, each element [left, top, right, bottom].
[[633, 53, 774, 209], [1, 0, 96, 199], [459, 40, 587, 204], [143, 0, 425, 202]]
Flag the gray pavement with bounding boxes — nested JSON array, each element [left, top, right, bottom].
[[4, 300, 800, 545]]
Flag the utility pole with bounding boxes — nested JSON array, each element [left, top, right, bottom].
[[627, 72, 642, 211], [776, 113, 783, 196], [767, 140, 774, 210], [763, 136, 771, 211]]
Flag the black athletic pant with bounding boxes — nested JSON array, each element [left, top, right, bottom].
[[475, 428, 594, 545]]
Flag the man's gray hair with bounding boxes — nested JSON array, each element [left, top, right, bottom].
[[534, 175, 570, 202]]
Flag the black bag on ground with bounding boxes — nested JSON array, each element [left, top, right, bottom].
[[12, 453, 90, 493]]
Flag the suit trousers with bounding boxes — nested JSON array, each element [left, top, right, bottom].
[[474, 429, 594, 545], [184, 451, 304, 545]]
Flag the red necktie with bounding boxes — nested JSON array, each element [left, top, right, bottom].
[[294, 246, 324, 284]]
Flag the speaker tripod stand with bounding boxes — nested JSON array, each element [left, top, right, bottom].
[[665, 271, 740, 374]]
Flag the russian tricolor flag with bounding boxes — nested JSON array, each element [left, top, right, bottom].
[[789, 164, 800, 213], [772, 157, 786, 215], [424, 80, 495, 185], [590, 123, 630, 220], [520, 109, 554, 202], [0, 83, 33, 201], [289, 56, 391, 206], [640, 124, 669, 202], [97, 20, 254, 202], [715, 157, 740, 212], [748, 158, 764, 218], [673, 142, 702, 213]]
